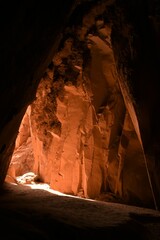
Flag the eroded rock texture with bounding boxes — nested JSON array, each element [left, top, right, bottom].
[[7, 0, 160, 209]]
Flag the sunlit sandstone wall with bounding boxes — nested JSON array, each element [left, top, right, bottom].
[[31, 81, 106, 198], [10, 0, 155, 208]]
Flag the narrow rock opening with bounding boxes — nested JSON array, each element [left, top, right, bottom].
[[5, 0, 159, 210]]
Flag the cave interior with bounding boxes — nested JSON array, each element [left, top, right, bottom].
[[0, 0, 160, 239]]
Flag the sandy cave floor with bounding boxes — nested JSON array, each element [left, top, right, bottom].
[[0, 182, 160, 240]]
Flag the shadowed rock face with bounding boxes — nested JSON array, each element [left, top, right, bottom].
[[0, 0, 76, 185], [1, 0, 160, 209]]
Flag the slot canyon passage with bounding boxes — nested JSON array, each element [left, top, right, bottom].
[[1, 0, 160, 239]]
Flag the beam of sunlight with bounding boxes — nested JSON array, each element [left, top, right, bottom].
[[22, 182, 96, 202]]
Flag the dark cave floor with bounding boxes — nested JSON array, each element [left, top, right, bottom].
[[0, 182, 160, 240]]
